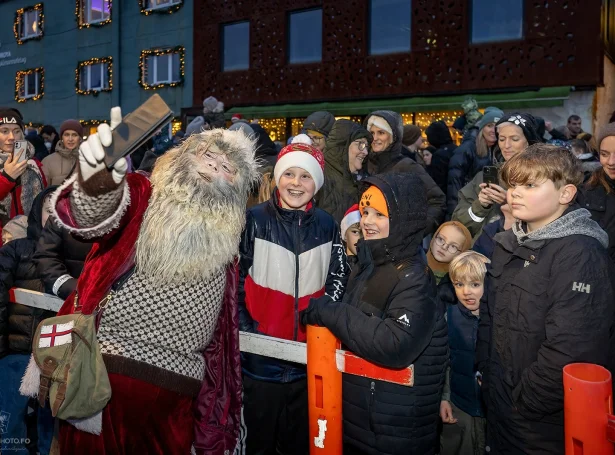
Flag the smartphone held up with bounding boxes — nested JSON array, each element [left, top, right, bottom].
[[12, 140, 28, 163]]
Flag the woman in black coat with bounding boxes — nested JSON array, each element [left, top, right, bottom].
[[302, 173, 448, 455], [316, 119, 372, 223], [577, 123, 615, 263]]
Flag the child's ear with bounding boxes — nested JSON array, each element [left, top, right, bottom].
[[559, 183, 578, 205]]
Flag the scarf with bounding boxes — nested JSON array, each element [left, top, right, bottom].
[[54, 140, 79, 160], [0, 147, 45, 220]]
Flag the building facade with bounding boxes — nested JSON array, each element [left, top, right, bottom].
[[0, 0, 193, 133], [191, 0, 614, 142]]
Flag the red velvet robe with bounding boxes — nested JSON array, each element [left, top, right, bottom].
[[54, 173, 242, 454]]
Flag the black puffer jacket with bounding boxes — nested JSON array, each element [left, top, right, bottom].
[[577, 172, 615, 263], [317, 119, 372, 223], [477, 207, 615, 454], [0, 188, 53, 358], [365, 111, 446, 234], [426, 120, 457, 195], [303, 173, 448, 455], [33, 195, 93, 300], [446, 127, 493, 218]]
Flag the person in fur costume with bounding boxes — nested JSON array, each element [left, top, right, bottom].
[[20, 107, 259, 454]]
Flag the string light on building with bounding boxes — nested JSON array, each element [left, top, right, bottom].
[[259, 118, 286, 142], [139, 46, 185, 90], [14, 3, 44, 45], [139, 0, 183, 15], [76, 0, 112, 29], [171, 119, 182, 135], [75, 57, 113, 95], [15, 67, 44, 103], [291, 118, 307, 137]]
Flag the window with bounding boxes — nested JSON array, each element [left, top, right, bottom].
[[15, 68, 44, 102], [14, 4, 44, 44], [369, 0, 411, 55], [222, 21, 250, 71], [471, 0, 523, 44], [79, 0, 112, 26], [140, 47, 185, 88], [144, 0, 181, 11], [288, 9, 322, 64], [77, 58, 112, 94]]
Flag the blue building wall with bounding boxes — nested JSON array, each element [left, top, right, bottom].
[[0, 0, 193, 130]]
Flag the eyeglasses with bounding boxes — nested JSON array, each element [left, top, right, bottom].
[[353, 141, 368, 151], [307, 134, 325, 145], [201, 150, 237, 175], [434, 235, 461, 254]]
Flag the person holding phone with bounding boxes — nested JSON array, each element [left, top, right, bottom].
[[0, 108, 46, 246], [452, 113, 541, 238]]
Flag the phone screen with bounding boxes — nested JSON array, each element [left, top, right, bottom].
[[13, 140, 28, 163]]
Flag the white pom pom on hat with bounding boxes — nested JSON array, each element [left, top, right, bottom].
[[291, 133, 313, 145]]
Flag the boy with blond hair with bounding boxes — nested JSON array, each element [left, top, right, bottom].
[[440, 251, 490, 455], [476, 144, 615, 454]]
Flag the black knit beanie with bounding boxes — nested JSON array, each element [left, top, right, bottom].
[[496, 113, 541, 146], [0, 107, 24, 131]]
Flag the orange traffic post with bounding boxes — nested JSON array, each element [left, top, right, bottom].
[[564, 363, 615, 455], [307, 325, 343, 454]]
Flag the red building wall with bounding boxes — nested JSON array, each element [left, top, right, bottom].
[[193, 0, 603, 108]]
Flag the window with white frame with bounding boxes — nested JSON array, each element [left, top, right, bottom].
[[16, 5, 43, 42], [144, 52, 181, 85], [79, 62, 110, 92], [80, 0, 111, 26], [145, 0, 181, 11], [16, 68, 43, 101]]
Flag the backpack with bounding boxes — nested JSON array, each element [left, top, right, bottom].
[[19, 267, 134, 433]]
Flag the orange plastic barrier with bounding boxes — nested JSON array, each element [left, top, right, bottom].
[[307, 325, 343, 454], [564, 363, 615, 455]]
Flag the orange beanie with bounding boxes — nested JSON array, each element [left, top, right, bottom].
[[360, 185, 389, 217]]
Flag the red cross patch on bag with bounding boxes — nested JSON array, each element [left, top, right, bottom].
[[38, 321, 74, 348]]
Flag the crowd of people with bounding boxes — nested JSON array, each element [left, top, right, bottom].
[[0, 96, 613, 455]]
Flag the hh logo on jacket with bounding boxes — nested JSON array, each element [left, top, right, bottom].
[[572, 282, 591, 294]]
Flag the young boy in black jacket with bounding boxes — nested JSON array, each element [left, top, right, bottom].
[[476, 144, 615, 454]]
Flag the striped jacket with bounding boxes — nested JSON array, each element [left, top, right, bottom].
[[238, 192, 348, 382]]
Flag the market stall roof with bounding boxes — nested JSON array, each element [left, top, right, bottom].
[[225, 86, 570, 119]]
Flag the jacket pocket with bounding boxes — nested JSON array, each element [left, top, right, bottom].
[[509, 274, 549, 334]]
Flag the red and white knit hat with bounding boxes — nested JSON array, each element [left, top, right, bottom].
[[340, 204, 361, 240], [274, 134, 325, 193]]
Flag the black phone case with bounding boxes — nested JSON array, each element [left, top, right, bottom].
[[483, 166, 499, 185], [103, 94, 174, 169]]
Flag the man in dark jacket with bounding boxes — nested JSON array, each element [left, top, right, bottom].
[[365, 110, 446, 234], [33, 185, 93, 300], [317, 119, 372, 223], [0, 187, 56, 454], [476, 145, 615, 454], [425, 120, 457, 195]]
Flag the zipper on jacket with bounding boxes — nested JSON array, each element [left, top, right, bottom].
[[368, 381, 376, 432], [293, 216, 301, 341]]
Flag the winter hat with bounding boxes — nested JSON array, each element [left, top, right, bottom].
[[301, 111, 335, 137], [0, 107, 24, 131], [229, 122, 254, 137], [274, 134, 325, 193], [402, 124, 422, 147], [231, 113, 243, 123], [496, 113, 541, 146], [452, 115, 467, 132], [186, 116, 205, 136], [60, 119, 83, 138], [477, 107, 504, 131], [340, 204, 361, 240], [427, 221, 472, 274], [2, 214, 28, 243], [360, 185, 389, 217], [203, 96, 224, 114], [366, 115, 393, 137], [598, 122, 615, 149]]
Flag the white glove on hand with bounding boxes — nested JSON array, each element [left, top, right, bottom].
[[79, 107, 127, 184]]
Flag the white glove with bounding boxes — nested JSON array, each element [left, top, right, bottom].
[[79, 107, 127, 184]]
